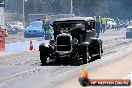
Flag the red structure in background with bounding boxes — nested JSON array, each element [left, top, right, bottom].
[[0, 27, 5, 52]]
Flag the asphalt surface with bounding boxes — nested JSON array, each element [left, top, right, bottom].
[[0, 29, 132, 88]]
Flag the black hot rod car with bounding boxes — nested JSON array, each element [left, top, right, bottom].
[[39, 17, 103, 64]]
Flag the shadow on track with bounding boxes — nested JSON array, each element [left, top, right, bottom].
[[40, 59, 83, 66], [40, 57, 99, 66]]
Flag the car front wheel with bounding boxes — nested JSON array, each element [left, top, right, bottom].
[[82, 48, 89, 64], [40, 51, 47, 64]]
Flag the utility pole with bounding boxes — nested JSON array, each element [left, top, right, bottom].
[[23, 0, 27, 29], [71, 0, 73, 14], [23, 0, 25, 29]]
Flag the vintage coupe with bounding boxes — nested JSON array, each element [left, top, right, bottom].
[[39, 17, 103, 64]]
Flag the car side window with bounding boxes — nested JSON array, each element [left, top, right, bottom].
[[92, 21, 95, 29], [86, 21, 92, 30]]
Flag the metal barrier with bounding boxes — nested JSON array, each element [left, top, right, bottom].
[[0, 27, 5, 52]]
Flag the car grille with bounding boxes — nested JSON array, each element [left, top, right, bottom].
[[56, 36, 71, 51]]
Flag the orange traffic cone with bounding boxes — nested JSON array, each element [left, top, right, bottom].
[[29, 40, 33, 50]]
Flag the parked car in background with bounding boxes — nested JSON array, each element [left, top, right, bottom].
[[106, 19, 117, 29], [24, 21, 44, 38], [7, 21, 24, 31], [124, 20, 129, 28], [119, 20, 125, 28], [129, 20, 132, 26], [126, 26, 132, 38], [5, 23, 19, 34], [16, 21, 24, 31]]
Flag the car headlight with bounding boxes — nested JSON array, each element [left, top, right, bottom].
[[72, 38, 78, 45]]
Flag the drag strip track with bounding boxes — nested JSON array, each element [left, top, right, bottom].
[[0, 37, 126, 66], [0, 35, 132, 88], [103, 37, 132, 55], [0, 51, 40, 65], [0, 37, 128, 70]]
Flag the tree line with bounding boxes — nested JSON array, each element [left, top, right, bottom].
[[5, 0, 132, 19]]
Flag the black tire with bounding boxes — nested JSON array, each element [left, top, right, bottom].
[[90, 39, 103, 61], [40, 51, 47, 64], [92, 46, 102, 60], [82, 48, 89, 64]]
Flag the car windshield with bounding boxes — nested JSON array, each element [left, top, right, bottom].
[[54, 21, 85, 30], [29, 22, 42, 27]]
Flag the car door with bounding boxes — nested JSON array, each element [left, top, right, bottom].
[[85, 20, 95, 42]]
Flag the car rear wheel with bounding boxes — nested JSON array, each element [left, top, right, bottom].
[[91, 45, 102, 60]]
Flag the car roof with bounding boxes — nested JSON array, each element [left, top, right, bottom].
[[30, 21, 43, 25], [54, 17, 95, 22], [31, 21, 42, 23]]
